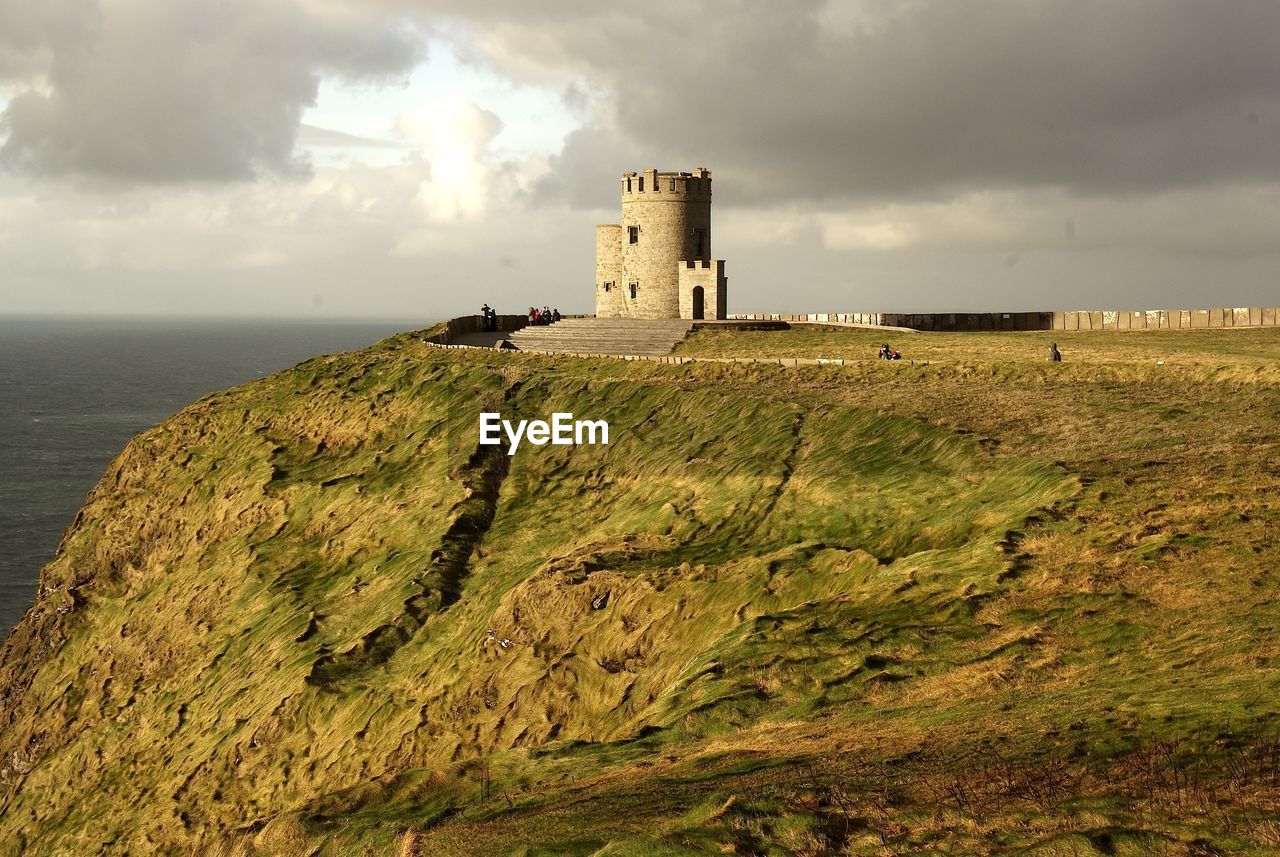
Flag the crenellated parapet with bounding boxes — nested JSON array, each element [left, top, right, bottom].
[[620, 167, 713, 203]]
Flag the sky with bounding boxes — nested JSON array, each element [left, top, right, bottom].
[[0, 0, 1276, 319]]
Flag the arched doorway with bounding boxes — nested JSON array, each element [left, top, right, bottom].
[[691, 286, 704, 320]]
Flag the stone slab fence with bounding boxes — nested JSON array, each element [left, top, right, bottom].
[[1055, 307, 1278, 331], [727, 312, 892, 327], [729, 309, 1279, 332]]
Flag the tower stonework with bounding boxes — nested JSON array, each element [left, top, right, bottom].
[[595, 167, 728, 320]]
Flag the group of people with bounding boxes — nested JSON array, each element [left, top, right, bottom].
[[528, 306, 561, 325], [479, 303, 564, 331]]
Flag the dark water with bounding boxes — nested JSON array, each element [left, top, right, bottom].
[[0, 316, 417, 637]]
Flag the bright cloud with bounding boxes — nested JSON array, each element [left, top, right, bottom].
[[395, 96, 502, 222]]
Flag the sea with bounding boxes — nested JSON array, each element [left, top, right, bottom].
[[0, 316, 418, 637]]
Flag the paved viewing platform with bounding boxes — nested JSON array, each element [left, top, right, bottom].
[[503, 317, 790, 357]]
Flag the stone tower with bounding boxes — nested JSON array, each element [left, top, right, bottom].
[[595, 167, 728, 320]]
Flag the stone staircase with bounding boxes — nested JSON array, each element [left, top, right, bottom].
[[504, 317, 695, 357]]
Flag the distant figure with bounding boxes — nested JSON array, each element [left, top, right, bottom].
[[528, 306, 538, 325], [1048, 342, 1062, 362], [480, 303, 494, 331], [878, 344, 901, 360], [552, 308, 562, 323]]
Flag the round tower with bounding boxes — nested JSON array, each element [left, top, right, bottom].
[[616, 168, 713, 319]]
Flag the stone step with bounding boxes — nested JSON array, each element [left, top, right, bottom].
[[506, 318, 693, 356]]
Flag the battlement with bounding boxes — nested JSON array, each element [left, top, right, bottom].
[[682, 259, 724, 273], [620, 167, 712, 201]]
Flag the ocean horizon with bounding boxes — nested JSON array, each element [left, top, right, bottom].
[[0, 315, 427, 636]]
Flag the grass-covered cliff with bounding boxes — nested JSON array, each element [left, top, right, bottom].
[[1, 327, 1279, 855]]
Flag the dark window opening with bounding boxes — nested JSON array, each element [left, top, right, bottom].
[[637, 177, 644, 192], [629, 282, 638, 300], [628, 226, 638, 244], [694, 228, 706, 258], [670, 178, 676, 192]]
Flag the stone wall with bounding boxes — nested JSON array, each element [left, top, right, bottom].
[[426, 314, 529, 344], [727, 308, 1280, 332]]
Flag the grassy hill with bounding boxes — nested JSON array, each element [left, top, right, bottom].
[[1, 326, 1278, 855]]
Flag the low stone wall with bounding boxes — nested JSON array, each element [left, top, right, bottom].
[[882, 312, 1054, 332], [428, 314, 529, 344], [728, 312, 889, 327], [727, 311, 1050, 331], [729, 308, 1280, 332]]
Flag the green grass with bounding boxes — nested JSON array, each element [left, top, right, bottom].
[[1, 327, 1279, 855], [676, 325, 1280, 371]]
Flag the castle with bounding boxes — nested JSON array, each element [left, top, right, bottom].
[[595, 168, 728, 320]]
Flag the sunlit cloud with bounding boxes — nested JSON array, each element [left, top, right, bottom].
[[395, 96, 501, 222]]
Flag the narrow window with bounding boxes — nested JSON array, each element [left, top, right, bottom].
[[626, 178, 631, 192], [628, 226, 638, 244], [670, 178, 676, 192], [629, 282, 638, 300], [694, 228, 706, 258], [637, 177, 644, 192]]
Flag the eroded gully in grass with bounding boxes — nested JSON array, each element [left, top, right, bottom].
[[306, 381, 522, 686]]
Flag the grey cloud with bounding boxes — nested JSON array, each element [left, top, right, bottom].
[[528, 124, 640, 210], [0, 0, 424, 182], [0, 0, 95, 80], [416, 0, 1280, 205]]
